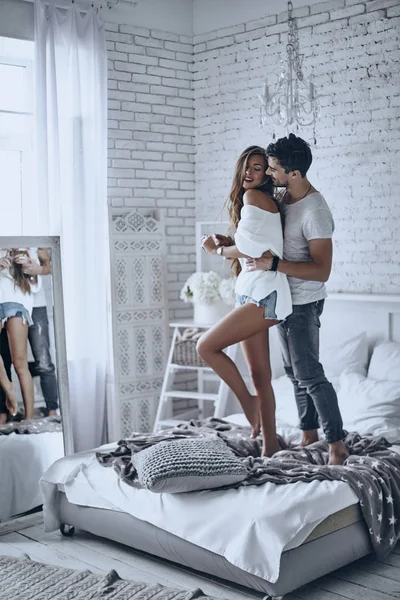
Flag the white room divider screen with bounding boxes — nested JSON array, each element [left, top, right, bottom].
[[109, 208, 169, 438]]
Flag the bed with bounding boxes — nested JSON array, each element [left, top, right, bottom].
[[40, 294, 400, 599], [0, 428, 64, 522]]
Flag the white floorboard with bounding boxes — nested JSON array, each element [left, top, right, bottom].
[[0, 523, 274, 599], [3, 520, 398, 600]]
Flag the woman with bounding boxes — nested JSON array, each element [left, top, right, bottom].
[[199, 146, 292, 457], [0, 248, 41, 423]]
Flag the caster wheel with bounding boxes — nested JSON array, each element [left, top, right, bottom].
[[60, 524, 75, 537]]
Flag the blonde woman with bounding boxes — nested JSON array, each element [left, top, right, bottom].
[[199, 146, 292, 457], [0, 249, 41, 422]]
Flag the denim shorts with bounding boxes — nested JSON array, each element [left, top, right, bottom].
[[0, 302, 32, 326], [236, 290, 278, 320]]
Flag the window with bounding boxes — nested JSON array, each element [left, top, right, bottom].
[[0, 37, 35, 235]]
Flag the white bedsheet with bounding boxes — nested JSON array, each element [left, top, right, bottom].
[[40, 439, 358, 584], [0, 431, 64, 521]]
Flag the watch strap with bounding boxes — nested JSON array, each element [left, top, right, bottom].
[[270, 255, 280, 272]]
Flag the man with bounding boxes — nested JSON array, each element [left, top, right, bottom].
[[247, 133, 348, 465], [215, 134, 348, 465], [0, 248, 58, 421]]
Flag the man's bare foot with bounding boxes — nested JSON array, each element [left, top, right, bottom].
[[300, 429, 319, 447], [328, 440, 349, 466], [262, 438, 282, 457], [4, 385, 17, 417]]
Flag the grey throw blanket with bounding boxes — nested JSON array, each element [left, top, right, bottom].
[[0, 415, 62, 435], [96, 418, 400, 560]]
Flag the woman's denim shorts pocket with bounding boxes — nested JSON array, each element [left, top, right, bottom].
[[236, 290, 278, 320], [0, 302, 32, 326]]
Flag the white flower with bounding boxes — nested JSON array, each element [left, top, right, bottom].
[[180, 271, 222, 305], [219, 278, 236, 306]]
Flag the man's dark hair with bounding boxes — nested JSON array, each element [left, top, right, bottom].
[[266, 133, 312, 177]]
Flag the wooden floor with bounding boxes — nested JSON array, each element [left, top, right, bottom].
[[1, 520, 400, 599]]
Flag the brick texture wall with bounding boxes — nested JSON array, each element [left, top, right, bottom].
[[106, 24, 197, 416], [193, 0, 400, 294], [106, 23, 195, 322]]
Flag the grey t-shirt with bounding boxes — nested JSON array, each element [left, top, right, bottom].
[[282, 191, 334, 305]]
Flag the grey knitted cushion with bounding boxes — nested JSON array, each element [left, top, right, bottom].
[[132, 436, 248, 493]]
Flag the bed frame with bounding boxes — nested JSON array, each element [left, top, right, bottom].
[[57, 293, 400, 599], [59, 495, 371, 599]]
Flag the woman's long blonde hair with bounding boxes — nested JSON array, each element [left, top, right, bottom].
[[226, 146, 274, 277], [9, 249, 37, 295]]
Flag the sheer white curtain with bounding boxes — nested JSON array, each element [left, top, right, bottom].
[[34, 0, 109, 451]]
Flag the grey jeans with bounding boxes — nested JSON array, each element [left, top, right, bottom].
[[0, 306, 58, 415], [28, 306, 58, 411], [277, 300, 345, 443]]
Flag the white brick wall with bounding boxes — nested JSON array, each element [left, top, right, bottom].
[[106, 1, 399, 301], [106, 23, 195, 322], [193, 0, 400, 294]]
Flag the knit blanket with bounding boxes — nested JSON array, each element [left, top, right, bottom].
[[96, 417, 400, 560]]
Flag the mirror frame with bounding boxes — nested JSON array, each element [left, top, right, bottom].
[[0, 235, 73, 457]]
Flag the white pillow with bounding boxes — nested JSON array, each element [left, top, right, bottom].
[[338, 371, 400, 442], [320, 331, 369, 384], [271, 333, 369, 427], [368, 341, 400, 383]]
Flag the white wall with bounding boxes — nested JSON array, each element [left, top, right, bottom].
[[0, 0, 34, 40], [193, 0, 323, 34], [106, 22, 196, 322], [193, 0, 400, 294], [105, 0, 193, 35], [0, 0, 192, 37]]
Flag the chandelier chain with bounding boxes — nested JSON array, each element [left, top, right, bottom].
[[258, 1, 319, 135], [287, 1, 303, 81]]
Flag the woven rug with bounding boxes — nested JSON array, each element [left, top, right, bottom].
[[0, 555, 220, 599]]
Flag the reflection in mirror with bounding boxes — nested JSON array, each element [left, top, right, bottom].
[[0, 243, 66, 523]]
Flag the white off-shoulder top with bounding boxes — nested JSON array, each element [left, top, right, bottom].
[[0, 248, 41, 317], [234, 204, 292, 320]]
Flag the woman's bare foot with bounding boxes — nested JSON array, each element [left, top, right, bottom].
[[4, 385, 17, 417], [300, 429, 319, 447], [246, 396, 260, 438], [24, 408, 34, 421], [0, 413, 7, 424], [262, 438, 281, 457], [328, 440, 349, 466]]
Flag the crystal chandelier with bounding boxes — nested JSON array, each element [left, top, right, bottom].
[[259, 1, 319, 134]]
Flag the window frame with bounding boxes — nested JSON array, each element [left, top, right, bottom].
[[0, 52, 35, 234]]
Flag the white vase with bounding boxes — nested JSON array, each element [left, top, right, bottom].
[[193, 301, 231, 326]]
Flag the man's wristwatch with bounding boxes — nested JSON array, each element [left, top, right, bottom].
[[216, 246, 224, 257], [270, 255, 280, 271]]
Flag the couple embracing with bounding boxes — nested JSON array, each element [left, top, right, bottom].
[[200, 133, 348, 466]]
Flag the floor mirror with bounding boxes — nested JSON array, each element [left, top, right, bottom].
[[0, 235, 71, 530]]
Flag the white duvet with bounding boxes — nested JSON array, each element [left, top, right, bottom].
[[0, 431, 64, 522], [40, 421, 358, 584]]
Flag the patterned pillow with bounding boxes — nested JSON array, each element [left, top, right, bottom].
[[132, 436, 248, 493]]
